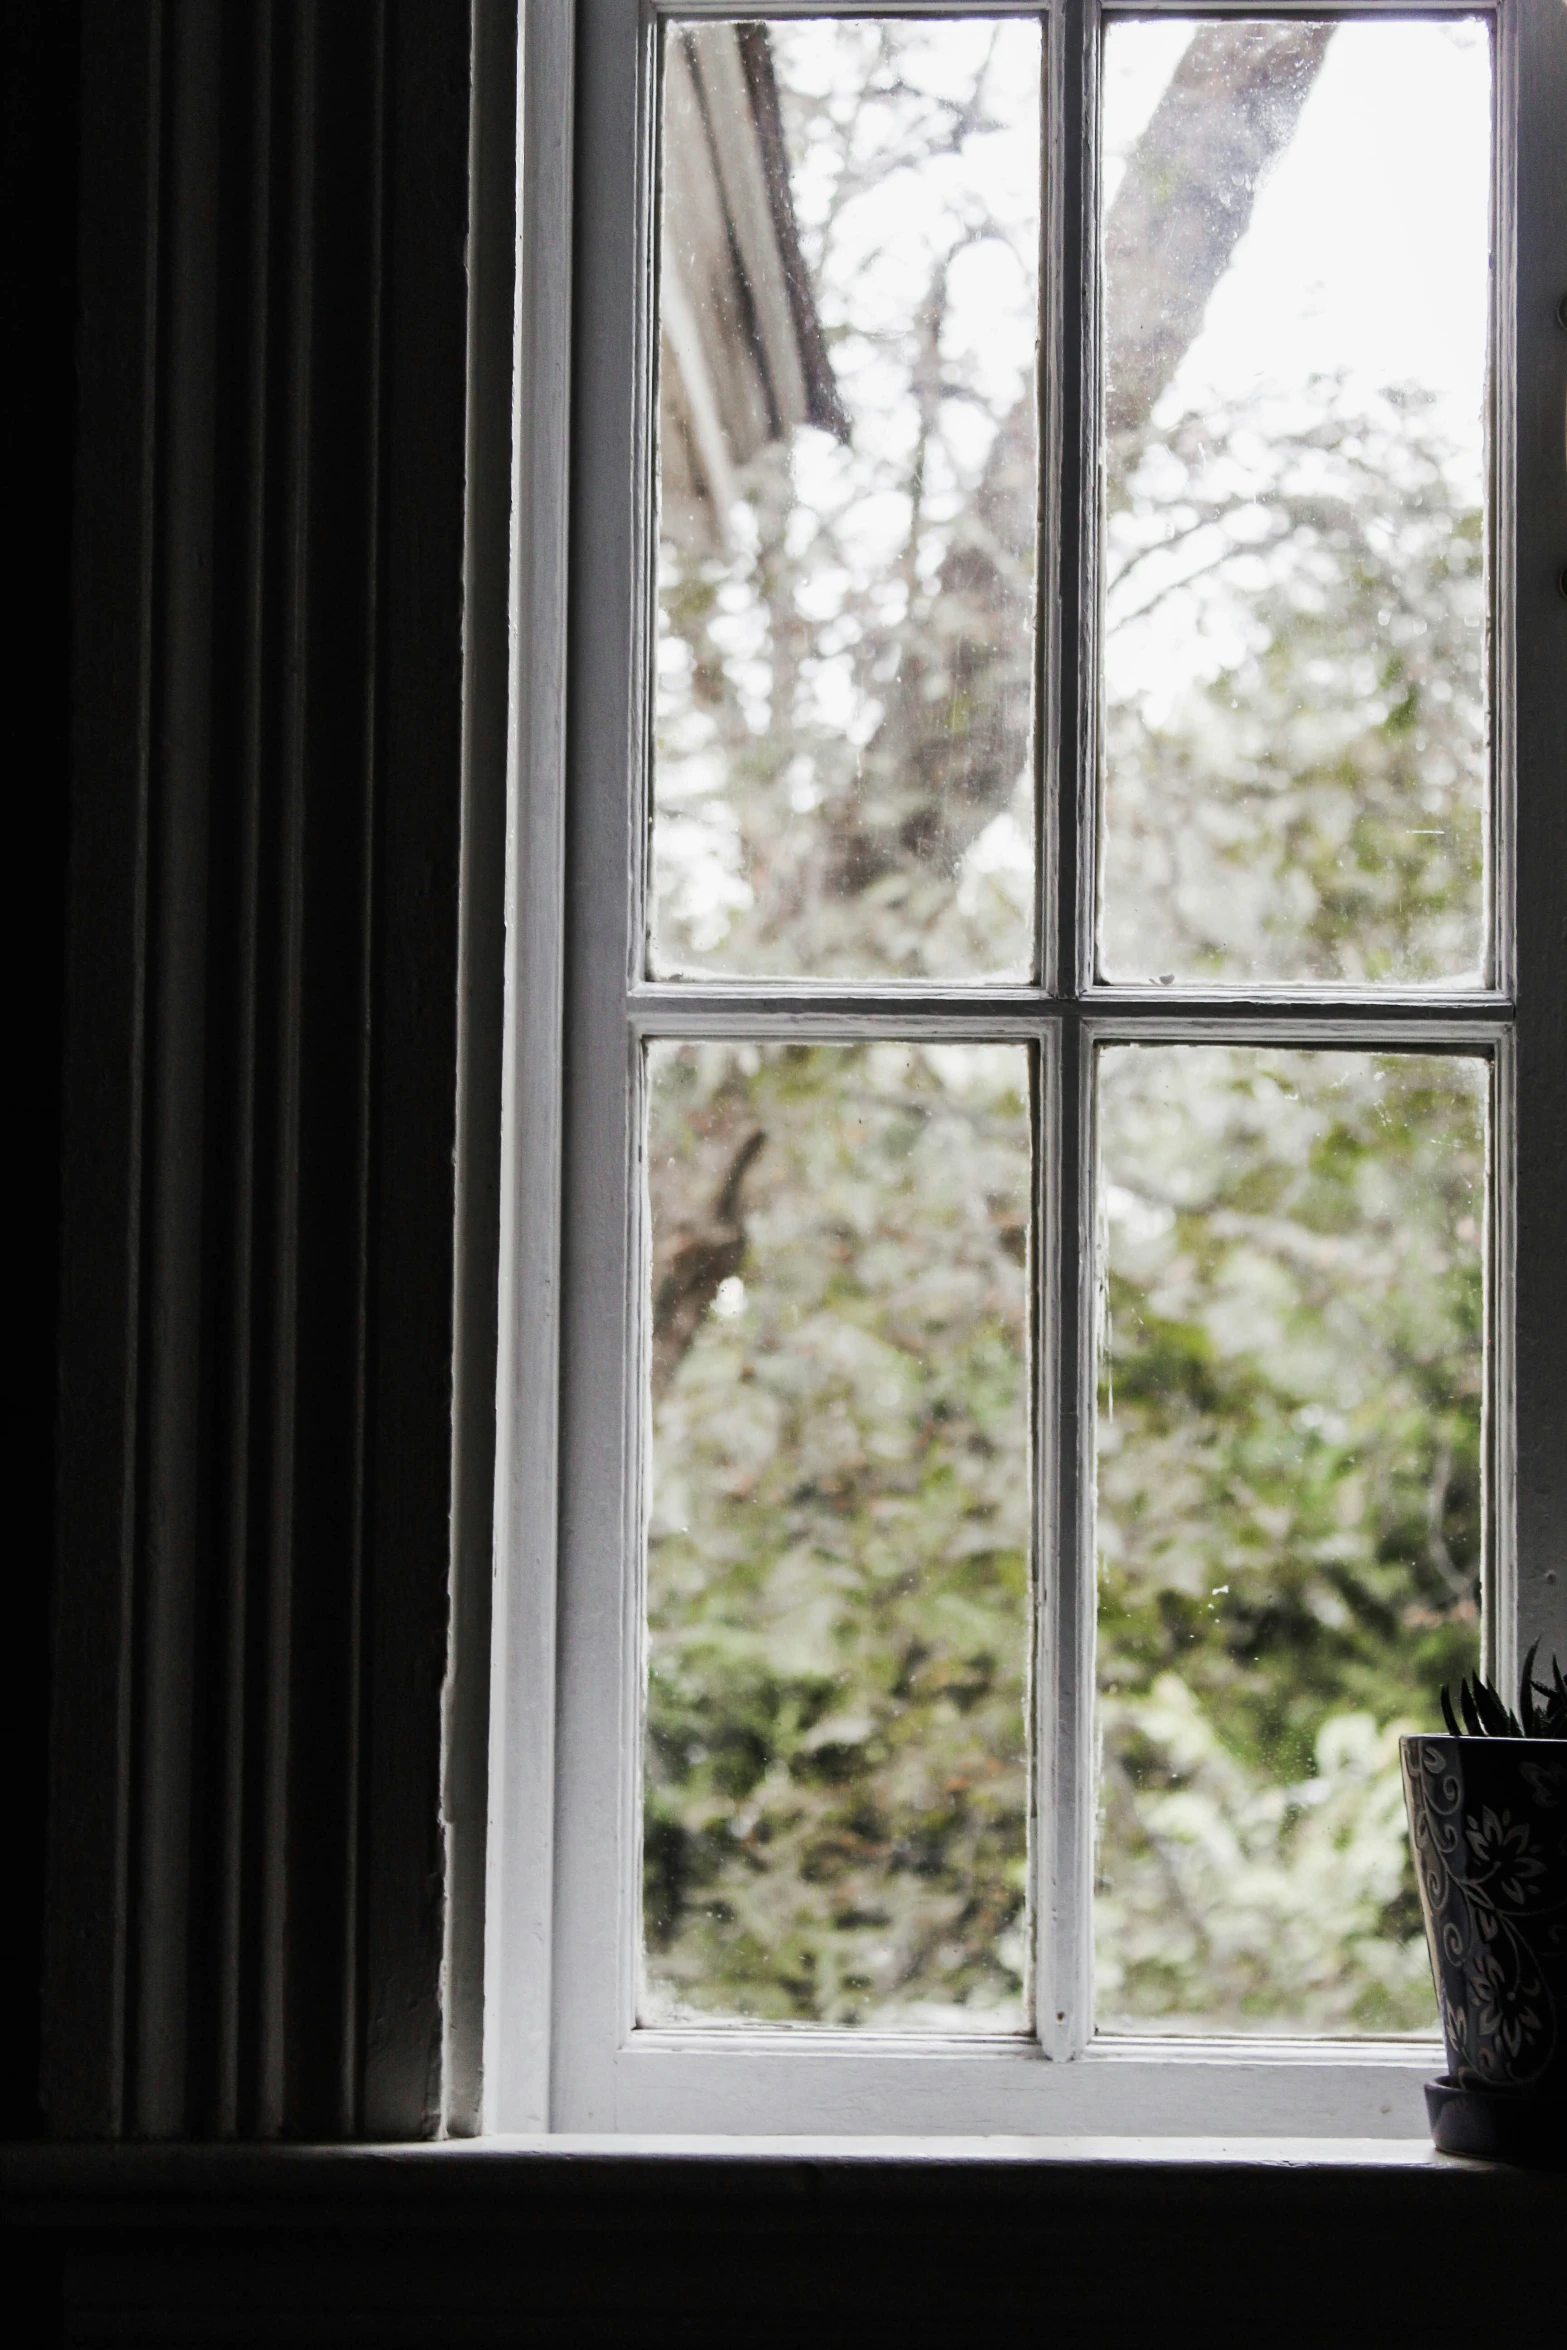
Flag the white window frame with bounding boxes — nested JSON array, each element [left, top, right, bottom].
[[484, 0, 1567, 2138]]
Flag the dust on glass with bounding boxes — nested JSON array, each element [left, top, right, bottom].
[[641, 1039, 1033, 2031], [1098, 18, 1492, 989], [652, 16, 1043, 984], [1094, 1046, 1486, 2036]]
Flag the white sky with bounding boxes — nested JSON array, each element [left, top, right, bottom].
[[1099, 17, 1492, 738], [1104, 17, 1492, 458]]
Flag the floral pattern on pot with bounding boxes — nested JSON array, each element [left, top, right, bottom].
[[1401, 1735, 1567, 2098]]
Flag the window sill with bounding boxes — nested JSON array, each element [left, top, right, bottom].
[[0, 2128, 1538, 2195]]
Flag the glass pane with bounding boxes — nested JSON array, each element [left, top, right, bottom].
[[652, 19, 1042, 982], [1094, 1046, 1486, 2034], [1098, 20, 1491, 987], [642, 1040, 1032, 2029]]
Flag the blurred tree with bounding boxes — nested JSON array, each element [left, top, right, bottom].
[[644, 1042, 1032, 2028], [643, 19, 1482, 2034], [1095, 1048, 1483, 2029]]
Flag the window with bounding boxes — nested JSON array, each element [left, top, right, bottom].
[[485, 0, 1567, 2137]]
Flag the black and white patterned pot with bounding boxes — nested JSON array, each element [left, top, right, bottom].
[[1401, 1734, 1567, 2104]]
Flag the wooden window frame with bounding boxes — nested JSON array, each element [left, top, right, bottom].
[[483, 0, 1567, 2138]]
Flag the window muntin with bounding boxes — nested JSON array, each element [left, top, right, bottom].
[[503, 0, 1562, 2139]]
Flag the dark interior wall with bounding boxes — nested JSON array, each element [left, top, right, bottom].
[[32, 0, 502, 2147], [5, 0, 81, 2145], [4, 2141, 1566, 2347]]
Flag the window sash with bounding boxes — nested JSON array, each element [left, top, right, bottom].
[[485, 0, 1567, 2137]]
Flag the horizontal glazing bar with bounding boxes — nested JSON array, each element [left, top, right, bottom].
[[655, 3, 1050, 19], [657, 3, 1495, 19], [1098, 2, 1496, 16], [630, 989, 1512, 1040], [1080, 1014, 1505, 1049], [1081, 991, 1513, 1019], [625, 2024, 1437, 2063]]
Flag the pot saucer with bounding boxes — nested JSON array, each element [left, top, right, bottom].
[[1426, 2076, 1565, 2165]]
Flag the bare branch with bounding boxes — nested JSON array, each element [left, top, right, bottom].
[[1105, 24, 1334, 443], [651, 1128, 768, 1400]]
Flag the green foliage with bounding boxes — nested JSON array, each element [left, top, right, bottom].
[[643, 1043, 1031, 2028], [1095, 1049, 1483, 2030]]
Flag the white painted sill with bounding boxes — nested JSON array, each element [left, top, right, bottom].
[[469, 2132, 1458, 2168], [0, 2134, 1512, 2187]]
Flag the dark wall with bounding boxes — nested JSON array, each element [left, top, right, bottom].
[[34, 0, 503, 2146], [4, 2142, 1566, 2348], [4, 0, 82, 2144]]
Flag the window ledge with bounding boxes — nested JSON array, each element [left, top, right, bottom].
[[0, 2129, 1542, 2200]]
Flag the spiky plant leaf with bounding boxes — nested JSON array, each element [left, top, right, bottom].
[[1440, 1650, 1567, 1739], [1520, 1649, 1567, 1739]]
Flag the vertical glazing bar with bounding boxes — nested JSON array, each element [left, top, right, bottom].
[[621, 1, 664, 2060], [1037, 0, 1094, 2058], [1489, 0, 1516, 1006], [1487, 1032, 1517, 1697], [1068, 0, 1098, 1007], [1488, 0, 1519, 1690], [1038, 1012, 1095, 2058], [1511, 0, 1567, 1677], [1036, 3, 1065, 997], [1483, 0, 1517, 1712]]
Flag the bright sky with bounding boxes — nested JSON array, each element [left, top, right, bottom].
[[1105, 16, 1493, 463], [1099, 17, 1492, 741]]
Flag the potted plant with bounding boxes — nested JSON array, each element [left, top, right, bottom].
[[1402, 1647, 1567, 2160]]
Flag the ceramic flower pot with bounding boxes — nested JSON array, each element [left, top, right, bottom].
[[1401, 1733, 1567, 2160]]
